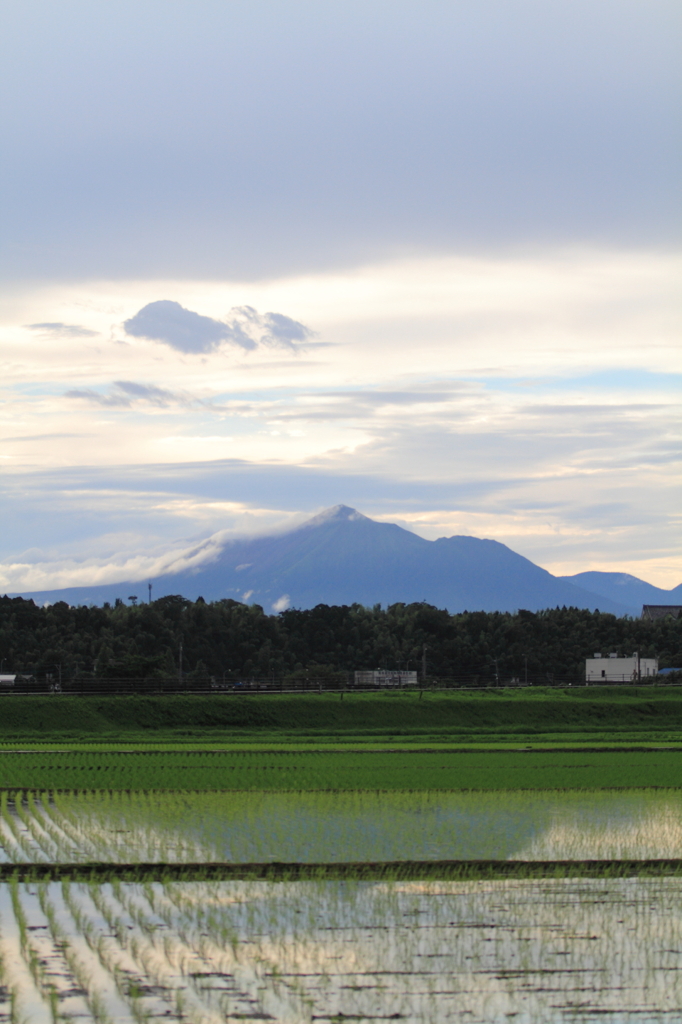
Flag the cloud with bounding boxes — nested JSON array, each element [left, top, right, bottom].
[[25, 322, 97, 338], [65, 381, 180, 407], [123, 300, 314, 354], [0, 527, 231, 593], [229, 306, 315, 350], [272, 594, 291, 612]]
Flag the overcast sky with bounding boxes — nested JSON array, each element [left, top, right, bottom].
[[0, 0, 680, 593]]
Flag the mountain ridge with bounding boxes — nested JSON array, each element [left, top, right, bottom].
[[8, 505, 678, 617]]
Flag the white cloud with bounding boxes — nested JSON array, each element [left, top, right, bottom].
[[0, 248, 679, 585], [65, 380, 182, 407], [25, 322, 98, 338], [123, 300, 315, 354], [272, 594, 291, 612]]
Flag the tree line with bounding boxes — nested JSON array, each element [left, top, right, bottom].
[[1, 594, 680, 686]]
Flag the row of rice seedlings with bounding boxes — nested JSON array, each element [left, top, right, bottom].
[[159, 876, 682, 1018], [36, 880, 122, 1023], [7, 878, 74, 1023], [95, 880, 270, 1023], [0, 886, 51, 1023], [61, 879, 188, 1022], [0, 925, 19, 1024], [159, 878, 488, 1018], [31, 793, 96, 863], [0, 794, 48, 864], [108, 881, 276, 1021], [77, 879, 204, 1020], [46, 795, 115, 864], [7, 786, 682, 867], [59, 788, 682, 864], [50, 792, 213, 864], [517, 798, 682, 861], [20, 795, 64, 863], [6, 875, 682, 1020], [0, 792, 22, 864], [120, 879, 313, 1021]]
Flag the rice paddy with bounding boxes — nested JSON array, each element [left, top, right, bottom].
[[3, 789, 682, 865], [2, 746, 682, 790], [3, 876, 682, 1021], [1, 737, 682, 1019]]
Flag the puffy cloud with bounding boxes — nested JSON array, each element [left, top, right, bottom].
[[26, 322, 97, 338], [124, 300, 235, 353], [230, 306, 315, 350], [123, 300, 314, 354]]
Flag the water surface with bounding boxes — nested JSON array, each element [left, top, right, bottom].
[[3, 789, 682, 862]]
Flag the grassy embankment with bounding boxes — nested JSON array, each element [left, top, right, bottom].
[[1, 688, 682, 743], [2, 689, 681, 790]]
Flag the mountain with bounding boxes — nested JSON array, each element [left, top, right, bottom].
[[10, 504, 638, 616], [559, 571, 682, 616]]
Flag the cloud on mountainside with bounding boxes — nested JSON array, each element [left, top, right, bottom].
[[124, 300, 314, 354], [25, 322, 98, 338]]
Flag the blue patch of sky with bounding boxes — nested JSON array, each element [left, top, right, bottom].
[[8, 382, 79, 397], [469, 370, 682, 393]]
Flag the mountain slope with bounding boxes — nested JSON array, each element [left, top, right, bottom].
[[559, 572, 682, 615], [11, 504, 636, 615]]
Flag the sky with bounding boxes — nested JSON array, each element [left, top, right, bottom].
[[0, 0, 680, 594]]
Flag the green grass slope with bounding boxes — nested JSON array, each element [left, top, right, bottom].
[[1, 689, 682, 740]]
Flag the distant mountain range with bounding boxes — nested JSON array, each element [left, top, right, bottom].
[[558, 570, 682, 612], [10, 505, 681, 617]]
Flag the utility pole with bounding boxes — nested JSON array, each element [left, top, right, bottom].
[[524, 656, 528, 686], [148, 582, 152, 604], [178, 640, 183, 685], [422, 644, 428, 686]]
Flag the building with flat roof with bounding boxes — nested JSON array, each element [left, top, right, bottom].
[[585, 653, 658, 683], [354, 670, 418, 687]]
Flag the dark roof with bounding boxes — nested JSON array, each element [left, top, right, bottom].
[[641, 605, 682, 621]]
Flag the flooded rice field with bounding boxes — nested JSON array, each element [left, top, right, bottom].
[[3, 790, 682, 1020], [2, 789, 682, 863], [2, 876, 682, 1022]]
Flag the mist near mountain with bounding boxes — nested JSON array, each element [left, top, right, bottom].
[[12, 504, 673, 618]]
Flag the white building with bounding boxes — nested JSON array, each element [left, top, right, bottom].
[[585, 653, 658, 683], [354, 670, 418, 687]]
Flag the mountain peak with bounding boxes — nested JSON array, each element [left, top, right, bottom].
[[303, 505, 370, 527]]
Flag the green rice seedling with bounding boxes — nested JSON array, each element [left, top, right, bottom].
[[29, 796, 76, 864], [9, 880, 29, 957], [6, 882, 67, 1015], [30, 884, 100, 1021], [2, 798, 40, 863], [62, 883, 180, 1022], [0, 793, 23, 864], [46, 985, 58, 1024], [43, 796, 101, 863]]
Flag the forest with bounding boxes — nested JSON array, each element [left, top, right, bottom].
[[1, 594, 681, 686]]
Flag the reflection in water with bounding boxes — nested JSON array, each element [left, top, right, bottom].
[[2, 877, 682, 1022], [3, 789, 682, 863]]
